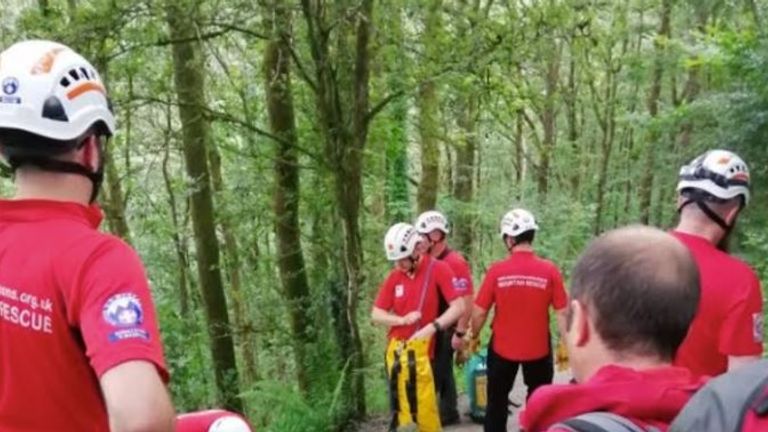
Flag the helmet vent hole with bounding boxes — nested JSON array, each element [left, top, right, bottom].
[[68, 69, 79, 80], [59, 77, 70, 87], [41, 96, 69, 122], [79, 67, 90, 79]]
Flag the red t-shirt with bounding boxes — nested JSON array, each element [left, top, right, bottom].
[[374, 255, 461, 357], [520, 365, 704, 431], [177, 409, 253, 432], [475, 250, 567, 361], [439, 248, 473, 296], [672, 231, 764, 377], [0, 200, 168, 431]]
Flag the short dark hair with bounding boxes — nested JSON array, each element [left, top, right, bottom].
[[569, 225, 700, 361], [512, 230, 535, 245]]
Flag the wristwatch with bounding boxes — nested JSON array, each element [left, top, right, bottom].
[[432, 320, 442, 332]]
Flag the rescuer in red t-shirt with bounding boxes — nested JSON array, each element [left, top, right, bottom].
[[671, 149, 763, 377], [414, 210, 473, 425], [519, 226, 704, 431], [371, 222, 465, 357], [471, 209, 568, 432], [0, 41, 174, 431]]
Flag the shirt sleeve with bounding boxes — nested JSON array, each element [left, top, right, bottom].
[[435, 261, 460, 303], [75, 239, 168, 381], [474, 266, 496, 310], [719, 270, 764, 356], [550, 265, 568, 310], [450, 253, 474, 296], [374, 272, 396, 310]]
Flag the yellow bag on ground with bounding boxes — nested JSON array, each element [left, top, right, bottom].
[[385, 338, 441, 432]]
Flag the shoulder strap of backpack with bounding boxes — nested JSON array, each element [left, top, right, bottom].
[[415, 259, 436, 316], [736, 370, 768, 431], [555, 412, 659, 432], [670, 359, 768, 432]]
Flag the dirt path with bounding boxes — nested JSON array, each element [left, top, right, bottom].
[[358, 371, 572, 432]]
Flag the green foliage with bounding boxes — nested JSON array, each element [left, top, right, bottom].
[[4, 0, 768, 428]]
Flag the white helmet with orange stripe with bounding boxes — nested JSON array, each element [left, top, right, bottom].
[[0, 40, 114, 141], [384, 222, 420, 261], [677, 149, 751, 205]]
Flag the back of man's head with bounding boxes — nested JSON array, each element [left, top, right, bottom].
[[569, 225, 700, 363]]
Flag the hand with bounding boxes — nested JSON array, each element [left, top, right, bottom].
[[400, 311, 422, 326], [468, 336, 480, 354], [455, 349, 469, 367], [408, 324, 436, 341], [451, 333, 465, 350], [555, 340, 569, 371]]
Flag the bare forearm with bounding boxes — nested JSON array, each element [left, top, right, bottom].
[[555, 310, 567, 342], [455, 295, 472, 332], [470, 305, 488, 336], [436, 299, 464, 329], [371, 307, 404, 327]]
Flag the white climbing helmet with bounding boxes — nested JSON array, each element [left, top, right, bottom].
[[208, 415, 252, 432], [384, 222, 420, 261], [0, 40, 115, 142], [415, 210, 450, 234], [500, 209, 539, 238], [677, 149, 750, 205]]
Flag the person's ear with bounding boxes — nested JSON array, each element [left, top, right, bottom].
[[568, 300, 590, 348], [724, 201, 742, 225], [76, 135, 101, 172], [504, 236, 514, 250]]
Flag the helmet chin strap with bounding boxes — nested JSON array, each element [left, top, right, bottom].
[[504, 235, 515, 252], [678, 198, 740, 245], [10, 154, 104, 204]]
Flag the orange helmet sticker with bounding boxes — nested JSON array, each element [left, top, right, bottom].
[[66, 82, 106, 100], [30, 47, 66, 75], [717, 156, 732, 165]]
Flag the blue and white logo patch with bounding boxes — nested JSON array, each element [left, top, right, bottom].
[[103, 293, 144, 327], [452, 277, 469, 292], [0, 77, 21, 104], [2, 77, 18, 95], [103, 293, 149, 342], [754, 313, 764, 344]]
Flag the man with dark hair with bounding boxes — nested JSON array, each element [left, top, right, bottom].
[[0, 41, 174, 431], [520, 226, 704, 432], [672, 149, 763, 377], [415, 210, 473, 425], [471, 209, 568, 432]]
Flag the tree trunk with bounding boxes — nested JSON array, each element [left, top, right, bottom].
[[538, 43, 561, 197], [678, 9, 708, 148], [300, 0, 373, 421], [747, 0, 761, 28], [160, 106, 190, 316], [384, 6, 410, 222], [453, 94, 477, 257], [416, 0, 443, 213], [566, 49, 580, 194], [207, 141, 257, 387], [514, 108, 525, 191], [101, 150, 132, 242], [263, 0, 314, 396], [638, 0, 671, 224], [166, 0, 242, 412]]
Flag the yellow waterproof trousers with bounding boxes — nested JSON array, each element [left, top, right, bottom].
[[385, 338, 441, 432]]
